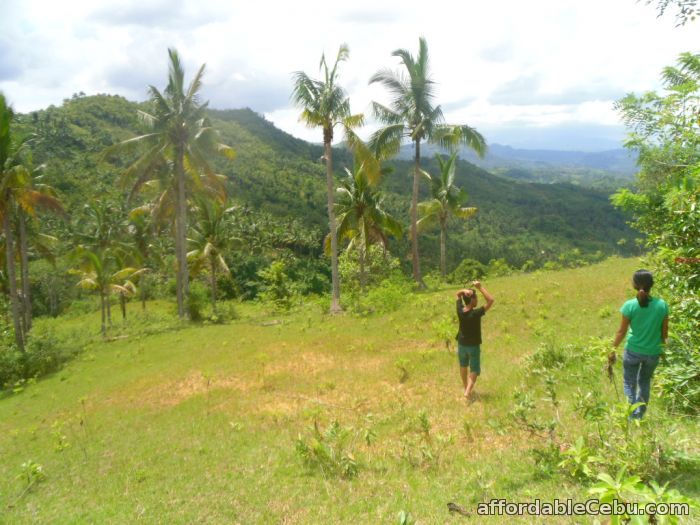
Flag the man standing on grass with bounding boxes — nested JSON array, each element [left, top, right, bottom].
[[455, 281, 495, 401]]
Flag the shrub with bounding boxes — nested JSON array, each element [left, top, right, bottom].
[[0, 348, 24, 389], [24, 328, 65, 378], [30, 259, 75, 318], [0, 327, 67, 389], [525, 342, 569, 372], [656, 331, 700, 414], [187, 281, 209, 321], [339, 245, 401, 296], [258, 260, 297, 310], [447, 258, 486, 284], [349, 273, 413, 315], [486, 258, 514, 277]]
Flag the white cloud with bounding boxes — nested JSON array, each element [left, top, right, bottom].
[[0, 0, 696, 149]]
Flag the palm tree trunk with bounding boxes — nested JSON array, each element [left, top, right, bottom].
[[359, 245, 366, 293], [141, 274, 147, 311], [325, 133, 342, 313], [4, 209, 24, 352], [174, 144, 190, 319], [120, 293, 126, 321], [18, 211, 32, 331], [440, 218, 447, 279], [210, 256, 217, 315], [411, 140, 424, 287], [106, 294, 112, 326], [100, 292, 106, 337]]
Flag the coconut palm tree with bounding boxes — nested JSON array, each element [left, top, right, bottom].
[[0, 95, 62, 350], [127, 206, 160, 310], [418, 153, 477, 278], [14, 167, 64, 332], [369, 37, 487, 287], [187, 197, 236, 315], [0, 92, 24, 351], [332, 162, 403, 290], [109, 48, 235, 319], [74, 247, 146, 336], [291, 44, 363, 313]]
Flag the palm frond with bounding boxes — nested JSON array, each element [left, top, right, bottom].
[[368, 123, 405, 159], [455, 206, 478, 219]]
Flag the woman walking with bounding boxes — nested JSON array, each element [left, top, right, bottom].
[[455, 281, 495, 402], [612, 270, 669, 419]]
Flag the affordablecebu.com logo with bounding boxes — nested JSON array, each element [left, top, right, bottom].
[[476, 499, 690, 517]]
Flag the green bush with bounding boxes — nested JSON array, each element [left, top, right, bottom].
[[486, 258, 514, 277], [30, 259, 75, 318], [187, 281, 209, 322], [24, 328, 65, 378], [656, 331, 700, 414], [447, 258, 486, 284], [0, 348, 24, 389], [0, 327, 67, 388], [526, 342, 569, 372], [258, 260, 297, 310], [339, 245, 400, 296], [349, 273, 413, 315]]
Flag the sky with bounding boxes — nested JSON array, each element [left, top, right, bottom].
[[0, 0, 697, 151]]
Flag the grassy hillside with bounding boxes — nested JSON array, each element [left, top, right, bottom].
[[1, 258, 697, 524]]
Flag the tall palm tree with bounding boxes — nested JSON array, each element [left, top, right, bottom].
[[0, 92, 24, 351], [109, 48, 235, 319], [418, 153, 477, 278], [369, 37, 487, 286], [332, 162, 403, 290], [187, 197, 236, 314], [291, 44, 363, 313], [15, 167, 64, 332], [127, 206, 160, 310]]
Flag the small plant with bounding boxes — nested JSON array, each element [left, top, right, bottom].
[[51, 420, 70, 452], [12, 460, 48, 505], [417, 410, 431, 441], [597, 305, 613, 319], [558, 436, 603, 480], [431, 315, 454, 351], [17, 460, 47, 488], [397, 410, 452, 470], [395, 358, 410, 383], [397, 510, 415, 525], [295, 420, 361, 479], [510, 391, 557, 441], [526, 342, 568, 372], [362, 413, 377, 447]]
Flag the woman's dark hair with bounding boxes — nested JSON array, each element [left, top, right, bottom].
[[459, 288, 478, 306], [633, 269, 654, 307]]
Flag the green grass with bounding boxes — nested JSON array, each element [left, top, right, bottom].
[[1, 257, 698, 524]]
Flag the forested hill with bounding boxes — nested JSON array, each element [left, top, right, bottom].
[[18, 94, 637, 271]]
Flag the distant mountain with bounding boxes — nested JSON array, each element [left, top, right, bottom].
[[397, 142, 638, 186], [466, 143, 637, 174]]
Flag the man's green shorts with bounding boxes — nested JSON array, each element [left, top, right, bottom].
[[457, 344, 481, 375]]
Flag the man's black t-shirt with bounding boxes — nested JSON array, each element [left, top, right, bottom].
[[456, 299, 486, 345]]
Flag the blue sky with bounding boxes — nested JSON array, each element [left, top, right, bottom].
[[0, 0, 696, 150]]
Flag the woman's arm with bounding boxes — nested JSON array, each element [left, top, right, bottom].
[[473, 281, 495, 312], [613, 315, 630, 348]]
